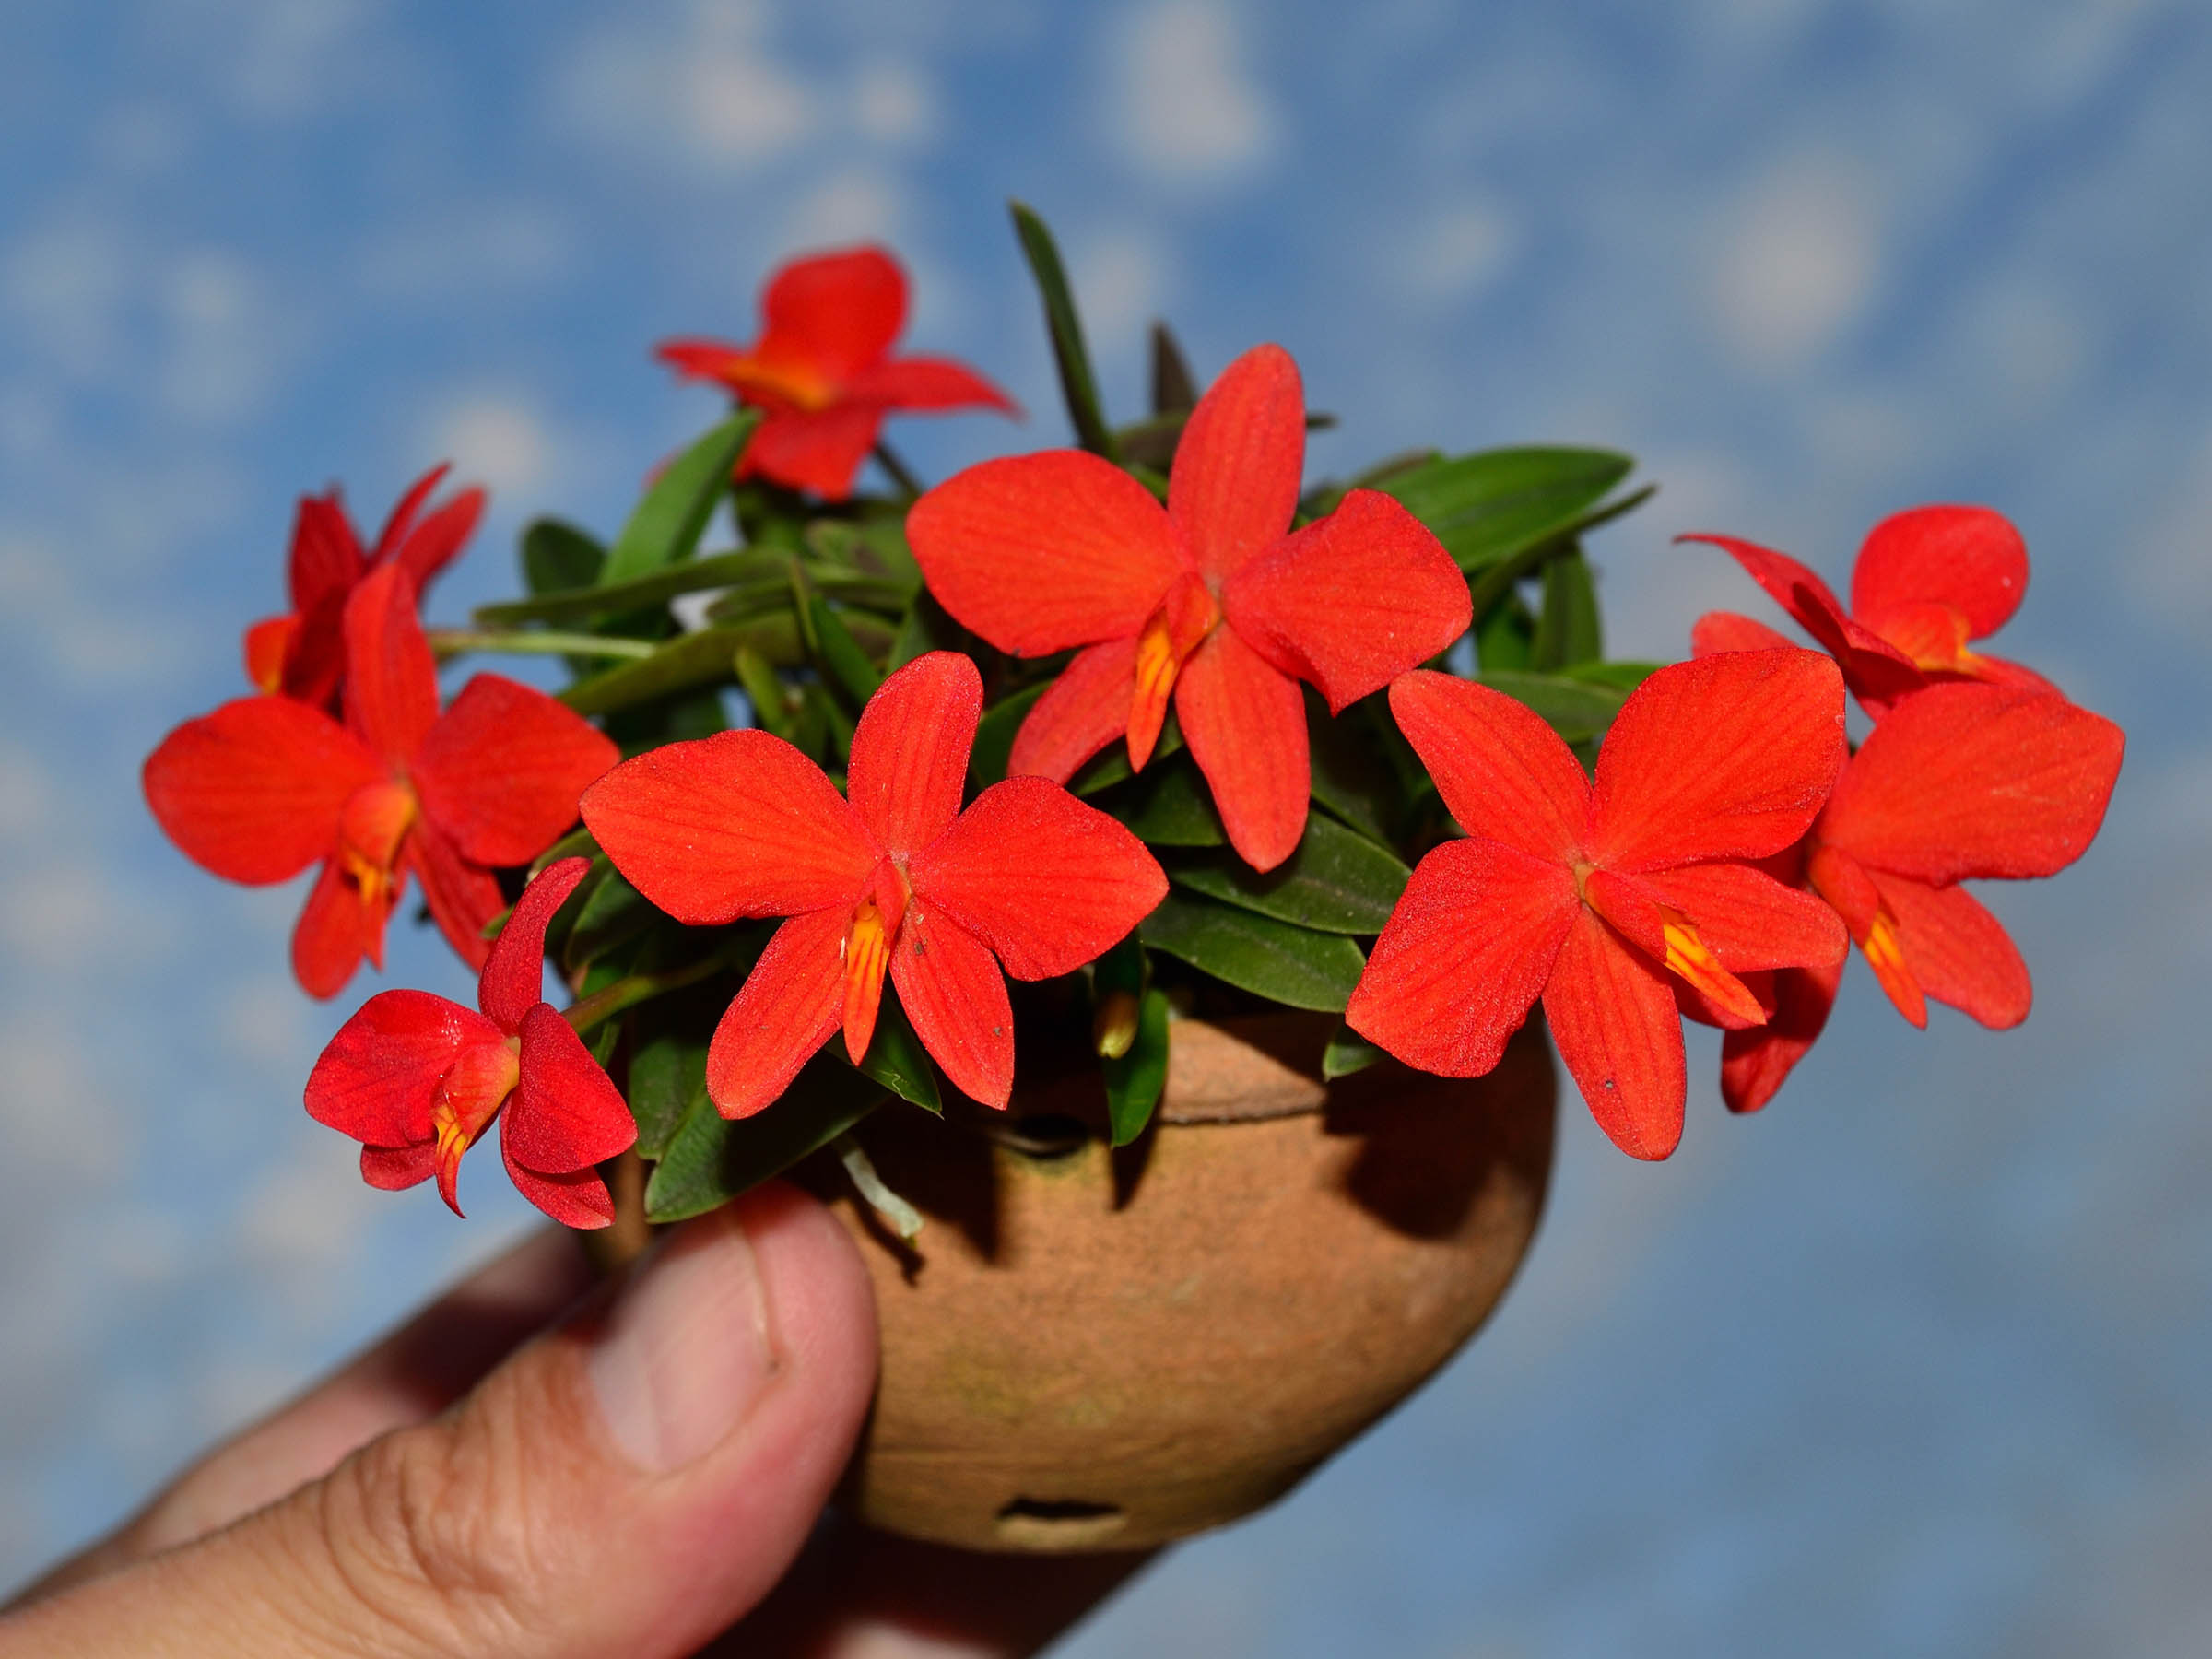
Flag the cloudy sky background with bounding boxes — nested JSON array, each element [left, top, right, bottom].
[[3, 1, 2209, 1653]]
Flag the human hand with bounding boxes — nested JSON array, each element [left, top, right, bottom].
[[2, 1183, 1149, 1656]]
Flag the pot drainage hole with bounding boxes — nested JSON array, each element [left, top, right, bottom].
[[994, 1497, 1129, 1548]]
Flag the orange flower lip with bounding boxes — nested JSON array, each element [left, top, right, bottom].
[[720, 353, 841, 414], [1126, 575, 1219, 771]]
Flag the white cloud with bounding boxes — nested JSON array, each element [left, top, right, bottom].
[[852, 60, 938, 147], [424, 393, 561, 498], [1392, 195, 1522, 304], [1106, 0, 1281, 189], [154, 249, 291, 427], [781, 168, 905, 251], [0, 1015, 127, 1182], [1, 220, 130, 382], [1065, 224, 1175, 352], [1710, 153, 1883, 371], [219, 974, 315, 1073], [358, 204, 580, 302]]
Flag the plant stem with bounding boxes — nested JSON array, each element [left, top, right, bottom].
[[429, 629, 660, 661]]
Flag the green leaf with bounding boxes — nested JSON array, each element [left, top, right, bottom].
[[522, 519, 606, 594], [1009, 200, 1116, 459], [851, 988, 940, 1114], [1096, 753, 1224, 845], [599, 411, 759, 585], [558, 620, 804, 717], [1102, 987, 1171, 1147], [887, 590, 972, 674], [1072, 716, 1180, 796], [1322, 1022, 1384, 1080], [478, 550, 857, 629], [1562, 659, 1663, 692], [644, 1055, 887, 1223], [1166, 812, 1408, 935], [732, 644, 792, 737], [528, 826, 598, 878], [1475, 590, 1536, 672], [1307, 692, 1402, 845], [1464, 484, 1656, 621], [628, 1030, 710, 1160], [1149, 321, 1197, 415], [1378, 446, 1632, 572], [806, 594, 886, 707], [1534, 545, 1603, 669], [562, 867, 656, 973], [1139, 890, 1366, 1011], [970, 683, 1046, 788], [1477, 669, 1630, 744]]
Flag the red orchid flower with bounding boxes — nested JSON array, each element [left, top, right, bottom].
[[906, 344, 1472, 872], [304, 858, 637, 1227], [581, 651, 1167, 1117], [1344, 650, 1849, 1159], [244, 464, 484, 710], [1682, 505, 2060, 715], [145, 561, 618, 998], [1718, 681, 2124, 1112], [656, 245, 1015, 501]]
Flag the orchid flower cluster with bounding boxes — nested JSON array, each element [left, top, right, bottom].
[[144, 210, 2124, 1231]]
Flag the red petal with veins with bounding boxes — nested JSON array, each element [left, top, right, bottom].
[[910, 776, 1168, 980], [890, 897, 1015, 1109], [705, 907, 848, 1119], [370, 465, 448, 560], [503, 1159, 617, 1230], [908, 452, 1183, 656], [144, 697, 382, 883], [288, 490, 364, 613], [388, 483, 484, 594], [1721, 957, 1843, 1114], [1617, 861, 1849, 972], [362, 1142, 438, 1191], [1818, 683, 2124, 883], [1680, 534, 1926, 707], [739, 404, 888, 500], [847, 651, 980, 857], [506, 1002, 637, 1172], [1170, 343, 1303, 583], [1866, 871, 2031, 1030], [307, 988, 502, 1147], [480, 857, 592, 1031], [1008, 637, 1139, 782], [1591, 649, 1845, 872], [1690, 610, 1796, 657], [1386, 671, 1588, 864], [844, 356, 1017, 412], [292, 857, 390, 998], [243, 615, 295, 694], [1346, 837, 1578, 1077], [342, 561, 440, 766], [1852, 505, 2027, 641], [757, 245, 905, 382], [1221, 488, 1471, 712], [583, 730, 875, 924], [1543, 908, 1688, 1160], [405, 818, 502, 971], [1175, 626, 1310, 872], [413, 675, 617, 866]]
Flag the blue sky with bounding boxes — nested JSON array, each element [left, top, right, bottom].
[[4, 2, 2210, 1653]]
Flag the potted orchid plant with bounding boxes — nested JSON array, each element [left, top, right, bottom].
[[142, 206, 2124, 1554]]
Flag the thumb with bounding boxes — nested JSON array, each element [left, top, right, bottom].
[[7, 1182, 878, 1659]]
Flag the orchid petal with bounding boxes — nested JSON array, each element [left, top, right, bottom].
[[1720, 958, 1843, 1114], [1174, 625, 1310, 873], [847, 651, 980, 857], [369, 465, 449, 560], [583, 730, 875, 924], [1346, 837, 1578, 1077], [291, 857, 392, 998], [1690, 610, 1796, 657], [480, 857, 592, 1031], [1591, 649, 1846, 871], [705, 907, 848, 1119], [1852, 505, 2028, 641], [890, 897, 1014, 1109], [361, 1142, 438, 1191], [506, 1002, 638, 1172], [341, 561, 440, 766], [1169, 343, 1303, 583], [757, 245, 906, 382], [739, 404, 888, 500], [1818, 683, 2124, 883], [1221, 488, 1470, 712], [1542, 908, 1688, 1161], [909, 776, 1168, 980], [144, 697, 382, 884], [1007, 638, 1139, 782], [412, 675, 618, 867], [288, 489, 364, 612], [1681, 534, 1926, 707], [405, 818, 503, 972], [307, 988, 502, 1147], [908, 452, 1183, 656], [1614, 861, 1849, 973], [387, 483, 484, 594], [501, 1157, 618, 1230], [843, 355, 1017, 412], [1867, 871, 2031, 1030], [1386, 670, 1588, 864]]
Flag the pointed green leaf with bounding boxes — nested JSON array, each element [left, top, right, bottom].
[[1102, 987, 1171, 1147], [558, 618, 812, 716], [1010, 200, 1116, 458], [1475, 589, 1536, 671], [806, 594, 886, 707], [522, 519, 606, 594], [628, 1030, 710, 1160], [600, 411, 759, 585], [1139, 891, 1366, 1011], [1307, 693, 1402, 845], [1322, 1022, 1384, 1080], [1561, 659, 1663, 693], [1149, 322, 1198, 415], [1534, 545, 1603, 670], [1165, 812, 1408, 935], [643, 1055, 887, 1224], [1378, 446, 1632, 572]]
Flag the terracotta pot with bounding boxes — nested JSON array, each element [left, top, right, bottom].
[[800, 1011, 1557, 1554]]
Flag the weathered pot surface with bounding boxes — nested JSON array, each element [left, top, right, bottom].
[[800, 1011, 1557, 1554]]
